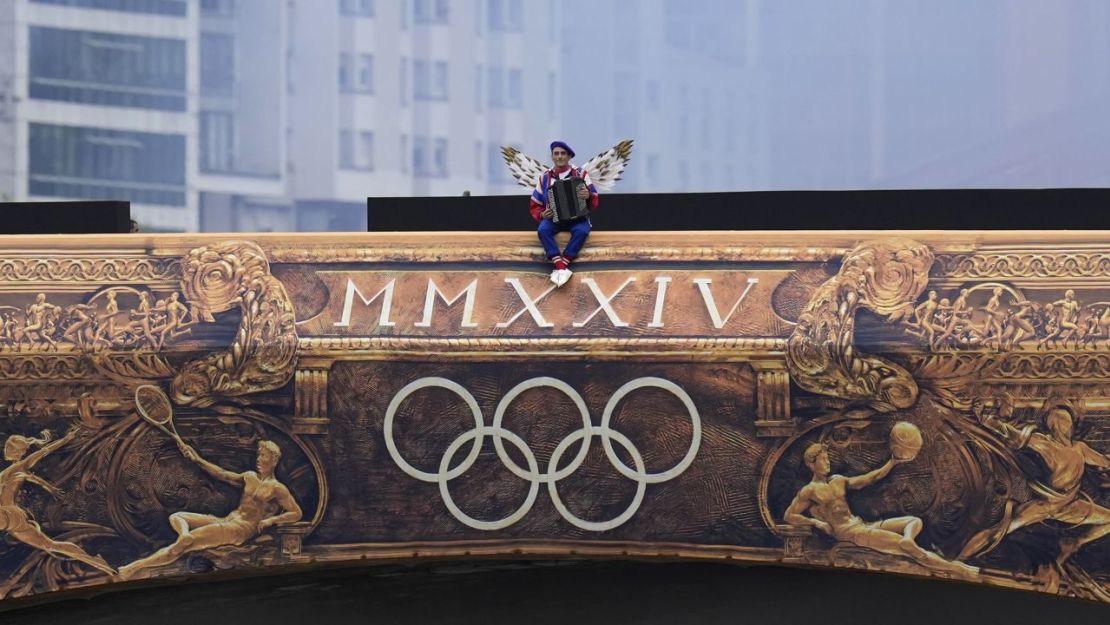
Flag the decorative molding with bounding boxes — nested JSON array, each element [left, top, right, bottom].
[[172, 241, 298, 405], [786, 238, 932, 411], [934, 252, 1110, 280], [265, 244, 853, 264], [0, 354, 94, 380], [297, 336, 788, 356], [0, 256, 181, 284]]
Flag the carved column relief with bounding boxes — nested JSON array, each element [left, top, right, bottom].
[[294, 363, 330, 434], [753, 361, 794, 437]]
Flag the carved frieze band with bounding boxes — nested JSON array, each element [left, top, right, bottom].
[[934, 252, 1110, 280], [0, 256, 181, 284]]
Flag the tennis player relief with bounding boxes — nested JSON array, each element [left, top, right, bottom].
[[8, 233, 1110, 604]]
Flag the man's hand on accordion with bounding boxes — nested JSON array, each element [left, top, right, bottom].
[[542, 207, 554, 219], [577, 186, 591, 200]]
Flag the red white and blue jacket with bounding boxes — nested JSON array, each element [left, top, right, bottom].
[[528, 164, 599, 222]]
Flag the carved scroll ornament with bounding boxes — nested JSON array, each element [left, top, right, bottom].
[[786, 238, 933, 412], [172, 241, 298, 406]]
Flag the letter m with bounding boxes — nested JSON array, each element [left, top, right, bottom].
[[333, 278, 396, 327], [414, 279, 478, 328]]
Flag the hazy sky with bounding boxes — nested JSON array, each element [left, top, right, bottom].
[[537, 0, 1110, 193]]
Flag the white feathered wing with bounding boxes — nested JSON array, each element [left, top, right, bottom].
[[500, 146, 548, 188], [580, 139, 634, 192]]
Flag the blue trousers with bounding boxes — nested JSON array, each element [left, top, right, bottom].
[[538, 218, 591, 259]]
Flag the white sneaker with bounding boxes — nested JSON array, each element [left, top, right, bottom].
[[550, 269, 561, 285], [555, 268, 573, 287]]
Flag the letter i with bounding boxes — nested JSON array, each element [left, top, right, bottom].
[[649, 276, 672, 328]]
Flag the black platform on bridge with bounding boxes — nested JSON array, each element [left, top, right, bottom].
[[368, 188, 1110, 231]]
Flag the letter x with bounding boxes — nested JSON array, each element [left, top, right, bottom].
[[496, 278, 556, 328], [573, 277, 637, 328]]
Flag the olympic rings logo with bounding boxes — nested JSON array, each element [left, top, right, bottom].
[[383, 376, 701, 532]]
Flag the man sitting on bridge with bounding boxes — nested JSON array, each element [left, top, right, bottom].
[[529, 141, 599, 288]]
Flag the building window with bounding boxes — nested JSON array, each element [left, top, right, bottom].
[[29, 123, 186, 206], [413, 136, 427, 176], [486, 66, 521, 109], [340, 130, 374, 171], [358, 55, 374, 92], [487, 66, 502, 108], [506, 69, 522, 108], [360, 132, 375, 171], [413, 136, 447, 178], [201, 0, 235, 16], [29, 27, 187, 111], [340, 52, 372, 93], [339, 0, 372, 16], [201, 32, 236, 97], [200, 111, 235, 173], [413, 60, 447, 100], [339, 53, 352, 91], [488, 0, 522, 32], [31, 0, 187, 17], [413, 0, 448, 24], [340, 130, 353, 168], [433, 138, 448, 177], [400, 134, 409, 173]]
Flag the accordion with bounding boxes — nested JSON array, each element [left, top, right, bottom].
[[547, 176, 591, 223]]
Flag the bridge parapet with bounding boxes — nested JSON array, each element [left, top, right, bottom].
[[0, 231, 1109, 603]]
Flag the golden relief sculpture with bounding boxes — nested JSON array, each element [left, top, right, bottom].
[[4, 231, 1110, 605], [0, 427, 114, 576], [783, 425, 978, 581], [172, 241, 298, 405], [116, 385, 302, 581], [786, 238, 931, 412]]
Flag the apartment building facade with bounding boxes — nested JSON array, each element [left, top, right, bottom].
[[0, 0, 197, 231]]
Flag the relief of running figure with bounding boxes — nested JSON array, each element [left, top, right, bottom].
[[0, 290, 196, 353], [899, 286, 1110, 351]]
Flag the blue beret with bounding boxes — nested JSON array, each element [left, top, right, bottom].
[[549, 141, 575, 158]]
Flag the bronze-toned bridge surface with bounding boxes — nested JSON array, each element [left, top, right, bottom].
[[2, 231, 1110, 606]]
